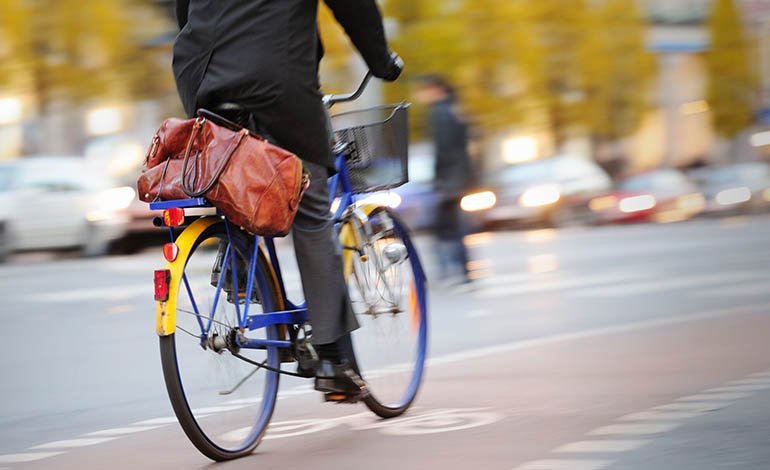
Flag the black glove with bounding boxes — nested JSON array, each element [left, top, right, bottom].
[[380, 52, 404, 82]]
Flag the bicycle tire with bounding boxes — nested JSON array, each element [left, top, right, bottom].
[[159, 221, 282, 461], [341, 206, 428, 418]]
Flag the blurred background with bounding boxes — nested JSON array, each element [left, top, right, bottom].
[[2, 1, 770, 469], [1, 0, 770, 255]]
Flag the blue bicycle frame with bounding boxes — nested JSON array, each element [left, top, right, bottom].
[[151, 152, 362, 350]]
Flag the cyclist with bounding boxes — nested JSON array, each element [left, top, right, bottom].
[[172, 0, 403, 399]]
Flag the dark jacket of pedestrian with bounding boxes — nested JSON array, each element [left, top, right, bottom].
[[173, 0, 396, 169], [430, 97, 474, 198]]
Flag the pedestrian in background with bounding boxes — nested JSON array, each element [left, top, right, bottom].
[[415, 75, 474, 286]]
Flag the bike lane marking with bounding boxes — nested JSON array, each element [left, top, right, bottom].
[[553, 440, 650, 453], [0, 453, 62, 464], [216, 408, 505, 443], [516, 459, 613, 470], [84, 426, 165, 437], [512, 367, 770, 470], [31, 438, 119, 450]]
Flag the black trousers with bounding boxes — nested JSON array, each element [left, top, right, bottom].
[[291, 160, 358, 345]]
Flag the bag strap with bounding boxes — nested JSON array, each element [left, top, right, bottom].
[[181, 117, 249, 197]]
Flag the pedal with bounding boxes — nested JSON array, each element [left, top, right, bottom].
[[323, 392, 360, 404]]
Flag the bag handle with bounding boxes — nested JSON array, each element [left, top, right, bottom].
[[181, 117, 249, 197]]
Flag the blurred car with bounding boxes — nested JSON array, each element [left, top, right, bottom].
[[691, 162, 770, 216], [0, 157, 134, 261], [589, 169, 705, 224], [463, 155, 613, 229]]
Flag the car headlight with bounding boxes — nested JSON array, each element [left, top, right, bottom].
[[519, 185, 560, 208], [461, 191, 496, 212], [87, 186, 136, 222], [715, 187, 751, 206], [101, 186, 136, 211], [618, 194, 656, 213]]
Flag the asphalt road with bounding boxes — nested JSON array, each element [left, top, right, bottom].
[[1, 215, 769, 469]]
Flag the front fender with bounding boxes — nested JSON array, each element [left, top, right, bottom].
[[156, 216, 220, 336], [338, 203, 381, 279]]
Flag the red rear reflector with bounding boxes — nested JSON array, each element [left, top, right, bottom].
[[154, 269, 171, 302], [163, 208, 185, 226], [163, 243, 180, 262]]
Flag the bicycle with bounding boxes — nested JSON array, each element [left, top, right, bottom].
[[148, 73, 428, 461]]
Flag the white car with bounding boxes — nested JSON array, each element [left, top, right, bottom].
[[468, 155, 613, 228], [0, 157, 135, 261]]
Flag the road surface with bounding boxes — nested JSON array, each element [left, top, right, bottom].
[[1, 215, 769, 469]]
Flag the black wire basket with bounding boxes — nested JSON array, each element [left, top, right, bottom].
[[331, 103, 409, 194]]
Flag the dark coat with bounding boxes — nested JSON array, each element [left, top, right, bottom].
[[430, 98, 474, 198], [173, 0, 392, 168]]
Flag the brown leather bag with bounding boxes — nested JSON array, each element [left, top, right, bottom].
[[137, 111, 309, 237]]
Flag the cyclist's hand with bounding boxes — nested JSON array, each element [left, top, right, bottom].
[[379, 51, 404, 82]]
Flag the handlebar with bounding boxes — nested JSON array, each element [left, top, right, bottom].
[[322, 72, 374, 108]]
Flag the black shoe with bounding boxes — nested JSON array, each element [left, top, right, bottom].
[[314, 359, 368, 401]]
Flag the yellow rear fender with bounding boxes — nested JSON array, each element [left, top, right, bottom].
[[156, 216, 220, 336]]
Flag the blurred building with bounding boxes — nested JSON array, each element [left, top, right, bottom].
[[632, 0, 770, 170]]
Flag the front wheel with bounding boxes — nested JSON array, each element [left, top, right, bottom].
[[341, 206, 428, 418], [159, 221, 282, 461]]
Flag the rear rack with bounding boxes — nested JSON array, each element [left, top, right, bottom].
[[149, 198, 211, 211]]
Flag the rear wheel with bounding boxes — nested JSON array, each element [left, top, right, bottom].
[[342, 206, 428, 418], [159, 222, 281, 461]]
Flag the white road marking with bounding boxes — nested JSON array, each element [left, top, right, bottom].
[[85, 426, 163, 436], [729, 377, 770, 385], [36, 284, 148, 302], [653, 402, 730, 412], [515, 459, 613, 470], [692, 281, 770, 298], [619, 410, 704, 421], [573, 271, 763, 298], [704, 383, 770, 393], [31, 437, 118, 449], [191, 405, 247, 414], [378, 408, 504, 436], [475, 271, 648, 299], [430, 303, 770, 367], [132, 416, 178, 426], [553, 439, 650, 453], [474, 270, 561, 287], [588, 422, 681, 436], [0, 452, 63, 463], [677, 392, 752, 402]]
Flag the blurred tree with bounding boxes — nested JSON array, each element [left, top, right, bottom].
[[510, 0, 592, 150], [379, 0, 594, 147], [581, 0, 656, 158], [0, 0, 174, 114], [318, 2, 357, 94], [383, 0, 466, 137], [705, 0, 756, 157], [314, 0, 656, 156]]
